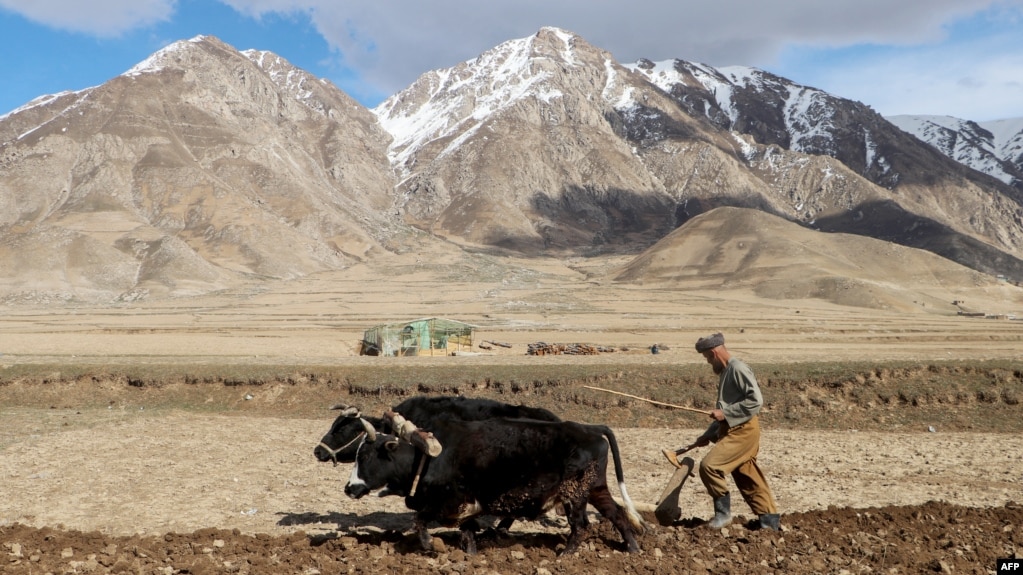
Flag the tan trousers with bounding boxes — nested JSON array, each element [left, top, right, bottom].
[[698, 415, 778, 515]]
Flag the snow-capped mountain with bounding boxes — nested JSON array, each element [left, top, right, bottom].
[[1, 28, 1022, 304], [376, 30, 1022, 273], [0, 36, 397, 302], [629, 60, 851, 156], [627, 58, 1023, 194], [886, 115, 1023, 189], [370, 27, 695, 252], [621, 56, 1023, 274]]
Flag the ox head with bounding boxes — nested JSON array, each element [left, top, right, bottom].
[[344, 432, 417, 499], [314, 404, 379, 466]]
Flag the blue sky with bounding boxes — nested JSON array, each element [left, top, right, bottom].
[[2, 0, 1022, 121]]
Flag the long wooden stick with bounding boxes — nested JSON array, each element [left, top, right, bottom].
[[582, 385, 712, 415]]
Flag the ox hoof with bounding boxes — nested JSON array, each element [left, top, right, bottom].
[[558, 541, 584, 556], [428, 536, 446, 553]]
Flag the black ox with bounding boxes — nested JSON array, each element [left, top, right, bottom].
[[313, 395, 561, 465], [344, 416, 645, 555]]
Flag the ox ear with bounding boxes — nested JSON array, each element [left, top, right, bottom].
[[384, 438, 400, 452]]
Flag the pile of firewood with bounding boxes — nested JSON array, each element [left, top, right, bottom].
[[526, 342, 615, 355], [478, 340, 512, 351]]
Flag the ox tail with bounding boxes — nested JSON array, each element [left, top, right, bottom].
[[600, 425, 647, 535]]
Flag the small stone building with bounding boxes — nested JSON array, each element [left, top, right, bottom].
[[360, 317, 475, 356]]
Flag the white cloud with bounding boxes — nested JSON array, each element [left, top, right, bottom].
[[0, 0, 175, 36], [216, 0, 1023, 95], [5, 0, 1023, 119], [788, 19, 1023, 120]]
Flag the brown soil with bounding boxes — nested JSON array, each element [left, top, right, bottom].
[[2, 503, 1020, 575], [2, 377, 1021, 575]]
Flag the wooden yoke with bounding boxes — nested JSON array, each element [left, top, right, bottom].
[[384, 410, 443, 457]]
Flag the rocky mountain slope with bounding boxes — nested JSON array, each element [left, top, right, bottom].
[[623, 59, 1023, 274], [1, 28, 1022, 306], [373, 28, 689, 254], [0, 36, 399, 302], [377, 28, 1023, 275], [886, 115, 1023, 189]]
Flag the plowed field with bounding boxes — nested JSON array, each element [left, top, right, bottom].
[[2, 373, 1020, 575]]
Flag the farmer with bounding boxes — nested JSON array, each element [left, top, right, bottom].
[[691, 332, 780, 531]]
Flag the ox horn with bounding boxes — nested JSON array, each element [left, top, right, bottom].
[[359, 417, 377, 443], [328, 404, 361, 418]]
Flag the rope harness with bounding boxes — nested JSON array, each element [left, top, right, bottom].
[[322, 410, 437, 496], [317, 431, 366, 467], [317, 424, 428, 495]]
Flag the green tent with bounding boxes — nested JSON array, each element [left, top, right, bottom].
[[360, 317, 475, 356]]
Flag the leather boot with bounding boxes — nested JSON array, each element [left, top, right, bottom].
[[707, 493, 732, 528], [757, 513, 781, 531]]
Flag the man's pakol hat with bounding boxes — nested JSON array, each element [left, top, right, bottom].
[[695, 332, 725, 352]]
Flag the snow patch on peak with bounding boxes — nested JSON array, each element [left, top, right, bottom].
[[984, 117, 1023, 157], [864, 128, 891, 174], [889, 114, 1022, 160], [539, 25, 572, 38], [8, 89, 92, 140], [242, 49, 314, 101], [710, 65, 838, 154], [733, 132, 758, 162], [374, 31, 568, 170], [783, 87, 837, 155], [0, 90, 81, 122], [626, 60, 683, 94], [627, 59, 741, 123], [122, 36, 206, 77], [717, 66, 770, 93], [629, 59, 839, 153], [542, 27, 579, 67], [687, 63, 739, 124], [241, 49, 271, 68], [887, 114, 1022, 185], [603, 58, 634, 109]]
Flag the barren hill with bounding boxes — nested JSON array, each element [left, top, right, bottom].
[[613, 206, 1013, 312]]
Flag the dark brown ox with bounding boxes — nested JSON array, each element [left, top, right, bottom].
[[313, 395, 560, 465], [344, 416, 645, 555]]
